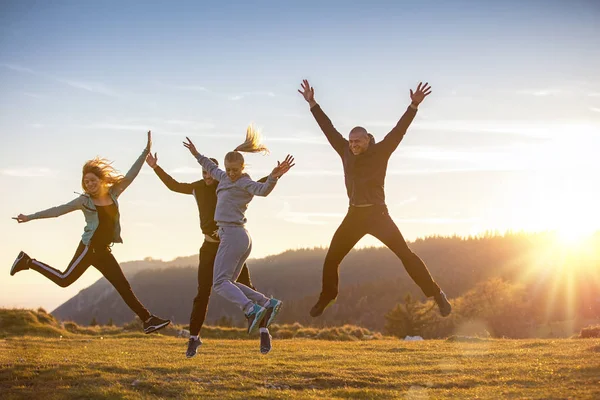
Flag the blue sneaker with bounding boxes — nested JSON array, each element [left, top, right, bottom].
[[245, 304, 267, 334], [261, 298, 283, 328]]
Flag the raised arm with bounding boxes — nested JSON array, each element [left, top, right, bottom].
[[379, 82, 432, 155], [298, 79, 347, 157], [183, 137, 228, 181], [146, 152, 195, 195], [242, 154, 295, 197], [111, 131, 152, 197], [13, 196, 83, 223]]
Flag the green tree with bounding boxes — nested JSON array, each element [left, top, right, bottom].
[[384, 293, 426, 338]]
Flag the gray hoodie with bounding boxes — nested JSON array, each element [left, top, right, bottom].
[[195, 154, 278, 226]]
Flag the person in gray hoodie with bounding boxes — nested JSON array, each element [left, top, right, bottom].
[[10, 131, 170, 335], [183, 127, 294, 335]]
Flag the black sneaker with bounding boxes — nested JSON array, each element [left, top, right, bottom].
[[260, 331, 272, 354], [10, 251, 30, 276], [260, 298, 283, 329], [434, 290, 452, 317], [309, 294, 336, 318], [143, 315, 171, 334], [186, 337, 202, 358], [245, 304, 267, 334]]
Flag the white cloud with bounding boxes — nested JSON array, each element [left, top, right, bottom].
[[228, 91, 276, 101], [163, 120, 216, 130], [275, 201, 477, 226], [2, 63, 119, 97], [590, 107, 600, 113], [1, 63, 35, 74], [81, 123, 149, 131], [266, 136, 328, 145], [517, 88, 562, 96], [23, 92, 45, 99], [276, 202, 345, 225], [58, 79, 118, 97], [156, 81, 276, 101], [155, 82, 210, 92], [170, 167, 203, 174], [0, 167, 56, 177], [394, 196, 418, 207]]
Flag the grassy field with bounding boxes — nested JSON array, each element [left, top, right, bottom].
[[1, 336, 599, 399]]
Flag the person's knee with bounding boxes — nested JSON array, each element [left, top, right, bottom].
[[57, 279, 72, 288], [193, 290, 211, 304], [323, 254, 343, 267], [212, 281, 226, 293]]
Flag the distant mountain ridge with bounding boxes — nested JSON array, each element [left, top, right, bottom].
[[51, 233, 600, 331]]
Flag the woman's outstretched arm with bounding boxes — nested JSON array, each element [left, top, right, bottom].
[[242, 154, 295, 197], [13, 196, 83, 222], [111, 130, 152, 197]]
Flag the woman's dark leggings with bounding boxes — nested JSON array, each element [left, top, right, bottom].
[[28, 241, 152, 321]]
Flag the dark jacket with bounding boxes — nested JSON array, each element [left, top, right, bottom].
[[310, 104, 417, 206], [153, 166, 268, 239]]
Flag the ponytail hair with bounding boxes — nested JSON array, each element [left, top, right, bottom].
[[225, 124, 269, 167], [234, 124, 269, 154], [81, 157, 124, 193]]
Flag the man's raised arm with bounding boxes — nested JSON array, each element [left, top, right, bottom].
[[299, 79, 347, 156], [379, 82, 432, 155]]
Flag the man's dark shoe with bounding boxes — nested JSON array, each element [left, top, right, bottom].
[[186, 337, 202, 358], [245, 304, 267, 334], [309, 294, 337, 317], [143, 315, 171, 334], [260, 331, 272, 354], [10, 251, 31, 276], [434, 290, 452, 317]]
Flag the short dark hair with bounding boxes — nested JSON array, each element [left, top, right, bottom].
[[209, 157, 219, 166]]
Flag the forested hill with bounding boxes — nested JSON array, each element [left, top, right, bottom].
[[52, 232, 600, 333]]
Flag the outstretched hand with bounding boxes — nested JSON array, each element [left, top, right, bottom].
[[410, 82, 432, 105], [146, 152, 158, 168], [271, 154, 295, 178], [298, 79, 316, 106], [12, 214, 29, 223], [183, 137, 199, 157], [146, 130, 152, 151]]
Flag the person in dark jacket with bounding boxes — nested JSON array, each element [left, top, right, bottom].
[[146, 151, 274, 356], [298, 79, 451, 318]]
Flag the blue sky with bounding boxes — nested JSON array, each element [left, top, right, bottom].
[[1, 0, 599, 310]]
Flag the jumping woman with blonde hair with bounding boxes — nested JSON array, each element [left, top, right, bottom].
[[10, 131, 170, 334], [183, 126, 294, 336]]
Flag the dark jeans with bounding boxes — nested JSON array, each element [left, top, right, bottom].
[[321, 205, 440, 299], [28, 241, 152, 321], [189, 240, 255, 336]]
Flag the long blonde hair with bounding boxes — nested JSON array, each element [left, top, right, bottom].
[[225, 124, 269, 166], [81, 157, 124, 193]]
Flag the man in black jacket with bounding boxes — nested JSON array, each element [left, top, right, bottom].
[[298, 79, 451, 318], [146, 153, 273, 356]]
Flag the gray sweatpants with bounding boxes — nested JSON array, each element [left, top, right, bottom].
[[213, 226, 270, 311]]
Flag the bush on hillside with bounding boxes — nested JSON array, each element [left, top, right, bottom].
[[580, 325, 600, 338]]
